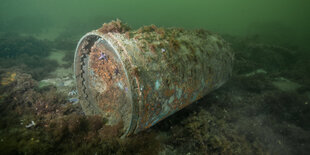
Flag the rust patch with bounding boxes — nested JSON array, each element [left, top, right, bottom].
[[164, 89, 175, 97], [143, 85, 152, 100]]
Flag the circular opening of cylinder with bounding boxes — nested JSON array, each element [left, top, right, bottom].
[[74, 34, 133, 136]]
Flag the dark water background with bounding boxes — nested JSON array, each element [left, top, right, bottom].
[[0, 0, 310, 154]]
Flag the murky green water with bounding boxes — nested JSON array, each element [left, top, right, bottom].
[[1, 0, 310, 46]]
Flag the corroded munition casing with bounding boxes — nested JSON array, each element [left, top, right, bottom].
[[74, 21, 234, 137]]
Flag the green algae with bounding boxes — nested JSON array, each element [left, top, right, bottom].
[[0, 34, 309, 154]]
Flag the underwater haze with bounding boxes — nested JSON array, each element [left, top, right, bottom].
[[1, 0, 310, 47], [0, 0, 310, 154]]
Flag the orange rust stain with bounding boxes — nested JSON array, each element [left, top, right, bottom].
[[184, 87, 195, 97], [149, 43, 157, 54], [164, 89, 175, 97], [155, 103, 161, 115], [145, 124, 152, 128], [143, 85, 152, 100], [170, 98, 179, 110], [139, 85, 154, 130], [89, 44, 125, 89]]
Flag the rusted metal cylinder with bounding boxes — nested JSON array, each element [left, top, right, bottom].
[[74, 20, 234, 137]]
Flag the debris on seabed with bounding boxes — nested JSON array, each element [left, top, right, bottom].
[[69, 98, 79, 105], [68, 90, 78, 96], [25, 121, 36, 128]]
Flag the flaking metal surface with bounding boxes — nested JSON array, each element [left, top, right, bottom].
[[74, 23, 234, 137]]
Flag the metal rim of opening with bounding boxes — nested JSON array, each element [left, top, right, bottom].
[[74, 32, 135, 137]]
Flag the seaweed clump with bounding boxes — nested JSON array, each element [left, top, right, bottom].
[[0, 70, 163, 154], [98, 19, 131, 34]]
